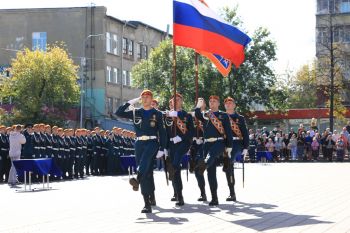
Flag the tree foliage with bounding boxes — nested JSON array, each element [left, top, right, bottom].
[[132, 6, 287, 114], [1, 45, 80, 125]]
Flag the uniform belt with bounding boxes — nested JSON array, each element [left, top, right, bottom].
[[136, 136, 157, 141], [41, 147, 46, 150], [77, 147, 82, 149], [34, 147, 40, 149], [232, 137, 242, 140], [70, 148, 76, 151], [96, 146, 101, 148], [82, 146, 87, 149], [59, 148, 65, 151], [64, 149, 70, 152], [204, 137, 224, 143], [113, 146, 119, 149], [53, 148, 59, 151], [1, 148, 8, 151], [194, 137, 203, 140], [47, 146, 53, 149]]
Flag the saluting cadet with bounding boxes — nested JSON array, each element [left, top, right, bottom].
[[80, 129, 88, 178], [22, 124, 34, 159], [32, 124, 42, 158], [92, 127, 103, 176], [224, 97, 249, 202], [85, 130, 93, 176], [195, 96, 233, 206], [44, 125, 53, 159], [190, 100, 207, 202], [62, 129, 71, 180], [115, 90, 166, 214], [74, 129, 83, 179], [162, 93, 194, 206], [57, 128, 66, 179], [67, 129, 76, 179]]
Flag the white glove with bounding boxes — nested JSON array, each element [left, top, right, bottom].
[[172, 135, 182, 144], [156, 150, 164, 159], [242, 149, 248, 160], [196, 98, 204, 108], [128, 97, 140, 105], [191, 112, 195, 117], [164, 149, 169, 158], [196, 138, 203, 145], [168, 110, 178, 117], [226, 148, 232, 158]]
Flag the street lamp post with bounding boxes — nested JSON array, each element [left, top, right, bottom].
[[81, 33, 104, 128]]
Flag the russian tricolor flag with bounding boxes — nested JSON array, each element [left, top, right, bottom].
[[173, 0, 251, 68]]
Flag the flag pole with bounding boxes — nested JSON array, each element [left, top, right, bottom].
[[195, 52, 199, 101], [173, 44, 177, 135]]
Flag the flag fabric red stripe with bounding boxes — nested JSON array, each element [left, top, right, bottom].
[[174, 23, 245, 68]]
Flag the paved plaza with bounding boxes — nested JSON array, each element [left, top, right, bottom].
[[1, 162, 350, 233]]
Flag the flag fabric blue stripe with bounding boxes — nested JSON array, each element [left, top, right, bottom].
[[174, 1, 251, 46]]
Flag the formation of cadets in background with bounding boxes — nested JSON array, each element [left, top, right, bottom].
[[0, 124, 136, 182]]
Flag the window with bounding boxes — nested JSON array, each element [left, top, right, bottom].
[[107, 97, 113, 114], [113, 34, 119, 55], [129, 72, 133, 86], [122, 38, 127, 54], [32, 32, 47, 51], [344, 26, 350, 42], [317, 27, 328, 44], [137, 43, 142, 59], [317, 0, 329, 14], [340, 0, 350, 12], [113, 68, 119, 84], [128, 40, 134, 56], [334, 26, 344, 42], [142, 45, 148, 59], [122, 70, 127, 85], [106, 66, 112, 82], [106, 32, 111, 53]]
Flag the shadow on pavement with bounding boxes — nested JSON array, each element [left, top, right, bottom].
[[136, 201, 332, 230]]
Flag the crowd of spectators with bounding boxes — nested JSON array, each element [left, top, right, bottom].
[[247, 122, 350, 162]]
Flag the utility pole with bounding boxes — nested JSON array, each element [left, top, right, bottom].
[[329, 10, 335, 132]]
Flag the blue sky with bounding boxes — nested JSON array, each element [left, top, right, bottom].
[[0, 0, 316, 75]]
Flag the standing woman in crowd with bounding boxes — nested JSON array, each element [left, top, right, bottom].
[[324, 135, 335, 162], [282, 134, 290, 161], [274, 133, 283, 162], [290, 134, 298, 160], [297, 132, 305, 160], [265, 138, 275, 162], [311, 137, 320, 161]]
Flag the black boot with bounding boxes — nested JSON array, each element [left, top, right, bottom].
[[209, 191, 219, 206], [150, 192, 156, 206], [226, 188, 236, 202], [141, 195, 152, 213], [198, 186, 207, 201], [176, 192, 185, 206], [171, 190, 177, 201], [129, 174, 140, 191]]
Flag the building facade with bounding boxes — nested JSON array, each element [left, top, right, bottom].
[[316, 0, 350, 106], [0, 6, 168, 128]]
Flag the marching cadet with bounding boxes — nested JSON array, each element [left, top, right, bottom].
[[163, 93, 194, 206], [190, 100, 207, 201], [0, 125, 10, 183], [224, 97, 249, 202], [164, 99, 177, 202], [22, 124, 34, 159], [85, 130, 93, 176], [115, 90, 166, 213], [195, 96, 233, 206]]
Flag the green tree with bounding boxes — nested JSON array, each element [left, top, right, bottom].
[[1, 45, 80, 125], [287, 62, 318, 108]]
